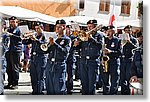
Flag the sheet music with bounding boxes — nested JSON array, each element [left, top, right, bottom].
[[119, 33, 130, 41], [44, 32, 57, 40], [70, 21, 80, 31], [18, 25, 30, 35]]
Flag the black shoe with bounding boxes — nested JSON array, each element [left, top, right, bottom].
[[4, 85, 12, 89], [32, 92, 36, 95], [96, 84, 102, 90], [10, 85, 18, 90], [0, 92, 4, 95], [32, 92, 44, 95], [67, 90, 73, 95], [40, 92, 44, 95]]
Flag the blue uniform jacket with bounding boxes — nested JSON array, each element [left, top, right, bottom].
[[66, 35, 76, 62], [77, 32, 103, 60], [22, 33, 47, 56], [105, 36, 121, 60], [47, 35, 71, 62], [7, 27, 22, 53], [122, 36, 138, 58]]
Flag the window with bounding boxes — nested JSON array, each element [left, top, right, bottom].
[[138, 1, 143, 17], [79, 0, 85, 10], [138, 5, 140, 17], [121, 0, 131, 15], [99, 0, 110, 13]]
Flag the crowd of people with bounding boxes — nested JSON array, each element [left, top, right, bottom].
[[0, 16, 143, 95]]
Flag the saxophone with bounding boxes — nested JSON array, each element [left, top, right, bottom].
[[102, 44, 110, 72]]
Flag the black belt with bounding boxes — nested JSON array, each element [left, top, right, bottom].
[[49, 58, 65, 62], [122, 55, 132, 59], [109, 57, 118, 60], [81, 56, 99, 60], [32, 52, 46, 56]]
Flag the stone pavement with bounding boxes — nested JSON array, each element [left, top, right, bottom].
[[4, 72, 119, 95]]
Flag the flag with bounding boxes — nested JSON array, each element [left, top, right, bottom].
[[109, 14, 115, 26], [109, 1, 117, 33]]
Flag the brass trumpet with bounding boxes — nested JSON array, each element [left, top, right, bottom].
[[40, 42, 50, 51], [40, 37, 55, 51], [23, 32, 36, 38]]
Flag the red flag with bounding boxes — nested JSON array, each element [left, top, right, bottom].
[[109, 1, 117, 33], [109, 14, 115, 26]]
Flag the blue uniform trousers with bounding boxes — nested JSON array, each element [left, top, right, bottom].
[[101, 59, 120, 95], [66, 60, 73, 94], [5, 51, 21, 86], [120, 58, 132, 95], [135, 61, 143, 78], [75, 58, 80, 80], [96, 64, 103, 89], [30, 54, 47, 95], [79, 59, 99, 95], [0, 64, 4, 94], [46, 61, 66, 95]]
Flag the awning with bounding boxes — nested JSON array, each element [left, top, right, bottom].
[[0, 6, 57, 24], [60, 16, 108, 26], [117, 19, 142, 28]]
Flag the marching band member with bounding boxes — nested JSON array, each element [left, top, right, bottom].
[[130, 31, 143, 82], [45, 19, 71, 95], [65, 25, 76, 94], [101, 26, 121, 95], [73, 20, 103, 95], [4, 16, 22, 89], [22, 22, 47, 95], [120, 25, 139, 95]]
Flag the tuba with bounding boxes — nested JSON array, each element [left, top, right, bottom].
[[102, 44, 110, 72]]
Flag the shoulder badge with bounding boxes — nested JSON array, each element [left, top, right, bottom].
[[60, 39, 65, 45], [111, 42, 115, 47], [13, 29, 17, 33]]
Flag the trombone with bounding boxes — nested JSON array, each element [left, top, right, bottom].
[[2, 29, 22, 38], [72, 24, 103, 42], [86, 24, 103, 35]]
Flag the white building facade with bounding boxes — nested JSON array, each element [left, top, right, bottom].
[[75, 0, 142, 27]]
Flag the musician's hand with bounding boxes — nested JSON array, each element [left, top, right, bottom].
[[30, 35, 37, 41], [84, 36, 89, 41], [26, 31, 33, 34], [127, 39, 132, 44], [130, 76, 138, 82], [90, 31, 96, 35], [74, 40, 79, 47], [100, 61, 104, 65], [49, 37, 54, 45], [104, 48, 111, 54]]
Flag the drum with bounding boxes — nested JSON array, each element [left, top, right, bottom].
[[130, 81, 143, 95]]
